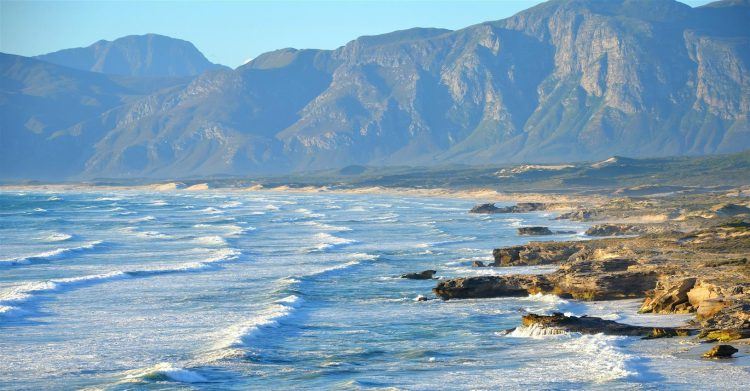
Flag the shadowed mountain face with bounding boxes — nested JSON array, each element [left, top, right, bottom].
[[2, 0, 750, 180], [35, 34, 224, 77]]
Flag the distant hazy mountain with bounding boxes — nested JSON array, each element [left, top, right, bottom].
[[2, 0, 749, 180], [35, 34, 224, 77], [0, 53, 190, 179]]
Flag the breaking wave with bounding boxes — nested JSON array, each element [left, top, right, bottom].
[[0, 248, 240, 321], [0, 241, 104, 267], [122, 363, 207, 384], [310, 232, 356, 252], [41, 233, 73, 242]]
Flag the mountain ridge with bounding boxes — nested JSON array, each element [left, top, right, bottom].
[[35, 33, 226, 77], [2, 0, 749, 180]]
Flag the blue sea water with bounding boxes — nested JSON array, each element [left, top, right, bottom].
[[0, 190, 748, 390]]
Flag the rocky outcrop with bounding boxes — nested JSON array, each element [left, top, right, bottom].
[[585, 224, 643, 236], [640, 277, 698, 314], [552, 259, 656, 301], [641, 275, 750, 341], [703, 345, 738, 359], [401, 270, 437, 280], [469, 202, 548, 214], [434, 258, 655, 301], [433, 275, 550, 300], [518, 227, 554, 235], [491, 242, 585, 266], [518, 313, 692, 338], [555, 209, 596, 221], [469, 203, 502, 214]]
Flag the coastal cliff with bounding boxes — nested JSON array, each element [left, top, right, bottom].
[[437, 196, 750, 342]]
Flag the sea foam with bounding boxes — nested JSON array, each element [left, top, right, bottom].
[[0, 248, 240, 320], [0, 240, 104, 267], [122, 363, 207, 384]]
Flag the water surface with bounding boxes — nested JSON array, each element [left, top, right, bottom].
[[1, 191, 747, 390]]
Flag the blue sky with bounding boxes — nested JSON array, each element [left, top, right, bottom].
[[1, 0, 715, 68]]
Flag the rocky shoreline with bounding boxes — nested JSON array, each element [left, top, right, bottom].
[[433, 194, 749, 354]]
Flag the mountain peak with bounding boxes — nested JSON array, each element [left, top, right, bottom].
[[700, 0, 750, 8], [36, 34, 224, 77]]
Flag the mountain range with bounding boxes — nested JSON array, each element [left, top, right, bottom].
[[1, 0, 749, 180]]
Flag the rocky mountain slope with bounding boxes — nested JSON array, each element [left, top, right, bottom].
[[2, 0, 749, 180]]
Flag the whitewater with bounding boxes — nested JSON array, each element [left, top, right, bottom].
[[0, 190, 748, 390]]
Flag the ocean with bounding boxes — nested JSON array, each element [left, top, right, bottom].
[[1, 190, 748, 390]]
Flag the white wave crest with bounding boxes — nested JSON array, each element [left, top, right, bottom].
[[311, 233, 356, 251], [130, 215, 156, 223], [122, 363, 206, 383], [0, 271, 128, 318], [193, 224, 250, 236], [41, 233, 73, 242], [192, 235, 227, 246], [0, 249, 240, 320], [302, 221, 352, 232], [212, 295, 303, 353], [94, 196, 122, 201], [564, 334, 641, 382], [507, 323, 568, 338], [0, 240, 104, 267]]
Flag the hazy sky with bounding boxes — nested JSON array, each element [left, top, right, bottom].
[[1, 0, 716, 68]]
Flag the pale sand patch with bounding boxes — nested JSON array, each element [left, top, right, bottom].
[[601, 214, 670, 224], [185, 183, 209, 191], [249, 184, 602, 206], [150, 182, 183, 191]]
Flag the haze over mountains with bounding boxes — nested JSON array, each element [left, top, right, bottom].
[[1, 0, 749, 180], [35, 34, 226, 78]]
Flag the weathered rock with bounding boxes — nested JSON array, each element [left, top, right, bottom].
[[702, 329, 749, 341], [471, 260, 486, 267], [492, 242, 584, 266], [519, 313, 692, 338], [518, 227, 554, 236], [696, 298, 730, 320], [401, 270, 437, 280], [433, 275, 550, 300], [492, 245, 524, 265], [552, 268, 658, 301], [469, 203, 502, 214], [469, 202, 548, 214], [506, 203, 548, 213], [640, 277, 697, 314], [434, 263, 655, 301], [555, 209, 595, 221], [641, 277, 747, 330], [703, 345, 738, 358], [585, 224, 643, 236]]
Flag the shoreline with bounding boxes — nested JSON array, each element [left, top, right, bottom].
[[431, 195, 750, 351], [0, 182, 602, 208], [4, 182, 748, 353]]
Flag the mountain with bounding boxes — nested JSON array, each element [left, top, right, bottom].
[[0, 53, 191, 180], [35, 34, 225, 77], [2, 0, 750, 180]]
